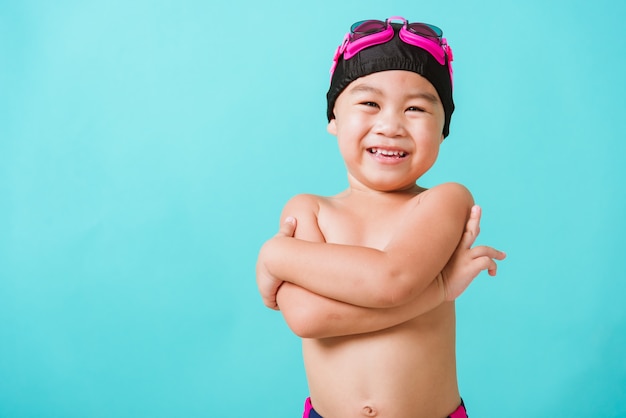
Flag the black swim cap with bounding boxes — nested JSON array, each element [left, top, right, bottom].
[[326, 23, 455, 138]]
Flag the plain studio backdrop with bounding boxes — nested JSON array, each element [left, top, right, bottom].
[[1, 1, 624, 417]]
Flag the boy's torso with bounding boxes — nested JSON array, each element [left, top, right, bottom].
[[301, 187, 461, 418]]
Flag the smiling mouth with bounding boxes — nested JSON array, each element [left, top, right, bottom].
[[368, 147, 407, 158]]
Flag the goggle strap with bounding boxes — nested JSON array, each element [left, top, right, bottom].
[[386, 16, 408, 25], [398, 28, 446, 65], [442, 39, 454, 90], [344, 25, 394, 60], [330, 35, 350, 76]]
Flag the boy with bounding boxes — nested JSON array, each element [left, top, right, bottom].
[[257, 16, 505, 418]]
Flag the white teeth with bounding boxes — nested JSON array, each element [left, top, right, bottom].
[[370, 148, 406, 157]]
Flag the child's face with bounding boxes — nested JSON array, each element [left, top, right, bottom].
[[327, 70, 446, 192]]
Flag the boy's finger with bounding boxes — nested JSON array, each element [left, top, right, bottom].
[[460, 206, 481, 248], [469, 205, 481, 231], [277, 216, 297, 238], [470, 246, 507, 260], [474, 256, 498, 276]]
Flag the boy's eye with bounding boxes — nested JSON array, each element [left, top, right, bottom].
[[407, 106, 426, 112], [360, 101, 379, 108]]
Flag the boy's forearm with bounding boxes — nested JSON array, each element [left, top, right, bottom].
[[265, 236, 432, 308], [277, 275, 446, 339]]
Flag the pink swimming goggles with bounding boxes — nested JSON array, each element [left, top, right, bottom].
[[330, 16, 454, 83]]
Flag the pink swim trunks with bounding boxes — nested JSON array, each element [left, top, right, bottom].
[[303, 397, 468, 418]]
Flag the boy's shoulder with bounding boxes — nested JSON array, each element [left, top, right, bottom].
[[418, 182, 473, 203], [280, 193, 327, 222], [409, 182, 475, 220], [283, 193, 324, 212], [281, 194, 327, 241]]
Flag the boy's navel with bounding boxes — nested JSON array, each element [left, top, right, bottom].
[[361, 405, 378, 416]]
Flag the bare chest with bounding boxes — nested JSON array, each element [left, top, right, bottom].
[[317, 197, 421, 249]]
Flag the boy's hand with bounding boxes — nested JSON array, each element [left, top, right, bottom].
[[441, 206, 506, 301], [256, 217, 297, 310]]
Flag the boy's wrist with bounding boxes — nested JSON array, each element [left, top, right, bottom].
[[266, 235, 296, 277], [261, 239, 281, 276]]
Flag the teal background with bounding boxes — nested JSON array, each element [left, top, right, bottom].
[[1, 0, 625, 417]]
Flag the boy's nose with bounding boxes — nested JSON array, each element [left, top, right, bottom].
[[373, 110, 407, 138]]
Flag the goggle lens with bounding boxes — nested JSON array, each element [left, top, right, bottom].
[[350, 20, 387, 41], [406, 23, 443, 41]]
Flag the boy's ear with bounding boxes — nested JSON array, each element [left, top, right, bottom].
[[440, 134, 445, 144], [327, 118, 337, 136]]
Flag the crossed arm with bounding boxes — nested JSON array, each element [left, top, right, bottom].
[[256, 184, 506, 338]]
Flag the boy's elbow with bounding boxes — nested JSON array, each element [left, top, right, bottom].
[[291, 324, 320, 339], [378, 286, 414, 308], [283, 306, 324, 338], [277, 284, 330, 338], [370, 267, 415, 308]]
